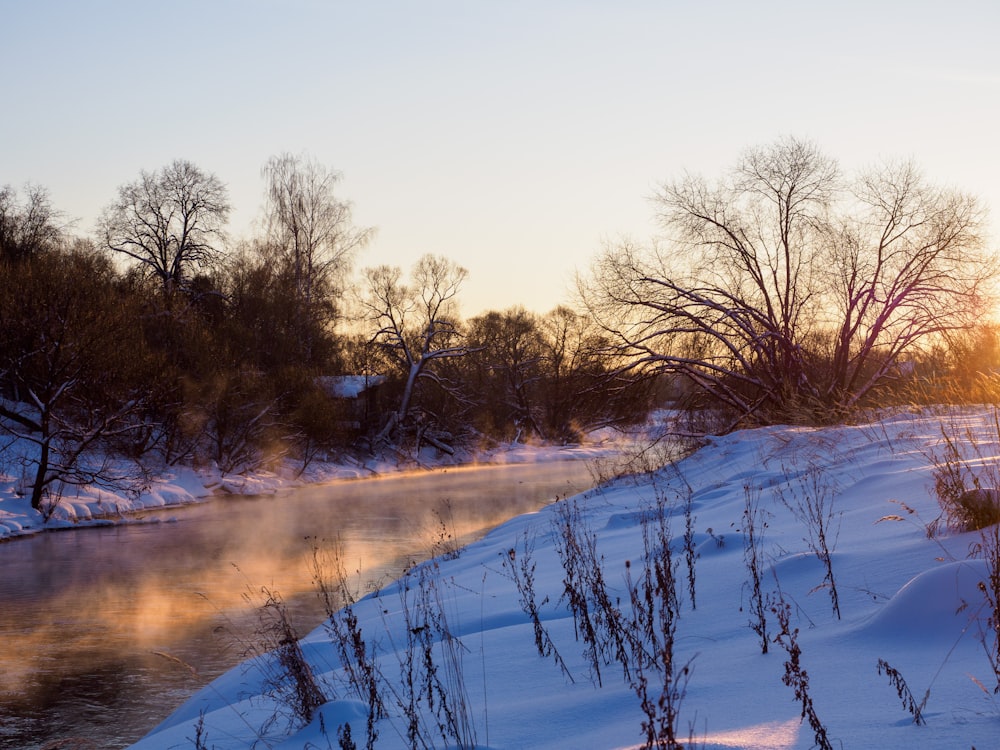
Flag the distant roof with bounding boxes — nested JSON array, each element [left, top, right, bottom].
[[316, 375, 386, 399]]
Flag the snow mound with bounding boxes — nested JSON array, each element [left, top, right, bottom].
[[861, 559, 992, 641]]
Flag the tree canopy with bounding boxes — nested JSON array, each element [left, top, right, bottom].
[[100, 159, 230, 299], [584, 137, 994, 425]]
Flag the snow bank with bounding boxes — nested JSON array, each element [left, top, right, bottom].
[[127, 410, 1000, 749]]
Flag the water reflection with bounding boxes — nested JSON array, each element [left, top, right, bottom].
[[0, 461, 593, 749]]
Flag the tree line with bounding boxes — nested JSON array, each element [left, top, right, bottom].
[[3, 138, 997, 513], [0, 155, 650, 512]]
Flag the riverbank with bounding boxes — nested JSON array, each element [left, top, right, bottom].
[[130, 407, 1000, 749], [1, 459, 599, 750], [0, 431, 635, 541]]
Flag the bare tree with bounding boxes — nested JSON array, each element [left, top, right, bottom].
[[262, 153, 373, 360], [361, 254, 471, 447], [536, 306, 650, 440], [465, 307, 545, 440], [100, 159, 230, 299], [583, 137, 991, 425], [457, 304, 652, 442], [0, 183, 62, 261], [537, 306, 601, 438], [822, 160, 990, 410], [0, 245, 152, 512]]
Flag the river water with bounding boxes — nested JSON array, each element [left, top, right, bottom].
[[0, 460, 595, 749]]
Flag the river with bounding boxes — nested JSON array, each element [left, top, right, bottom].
[[0, 460, 596, 749]]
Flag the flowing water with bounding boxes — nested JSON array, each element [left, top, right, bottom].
[[0, 460, 595, 749]]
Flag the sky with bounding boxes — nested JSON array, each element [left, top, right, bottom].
[[4, 0, 1000, 316]]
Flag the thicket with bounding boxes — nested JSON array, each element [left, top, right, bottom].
[[6, 137, 1000, 510], [0, 180, 652, 512]]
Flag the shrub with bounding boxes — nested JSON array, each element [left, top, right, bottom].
[[927, 412, 1000, 532]]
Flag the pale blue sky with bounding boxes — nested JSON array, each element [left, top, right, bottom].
[[3, 1, 999, 315]]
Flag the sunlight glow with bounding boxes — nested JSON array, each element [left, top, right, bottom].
[[613, 717, 801, 750], [698, 718, 802, 750]]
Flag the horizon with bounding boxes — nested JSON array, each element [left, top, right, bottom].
[[4, 1, 999, 316]]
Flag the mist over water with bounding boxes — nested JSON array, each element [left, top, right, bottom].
[[0, 461, 594, 749]]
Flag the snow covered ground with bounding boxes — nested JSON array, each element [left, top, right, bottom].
[[122, 409, 1000, 750]]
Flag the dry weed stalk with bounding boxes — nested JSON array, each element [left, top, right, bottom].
[[501, 530, 573, 681], [246, 585, 328, 727], [387, 562, 478, 750], [548, 490, 694, 746], [776, 465, 842, 619], [771, 598, 832, 750], [624, 498, 694, 750], [311, 540, 384, 749], [741, 485, 770, 653], [553, 497, 631, 686], [876, 658, 928, 725], [971, 523, 1000, 693]]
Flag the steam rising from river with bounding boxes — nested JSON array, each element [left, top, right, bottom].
[[0, 462, 593, 748]]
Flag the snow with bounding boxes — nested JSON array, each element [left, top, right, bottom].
[[317, 375, 387, 399], [114, 409, 1000, 749]]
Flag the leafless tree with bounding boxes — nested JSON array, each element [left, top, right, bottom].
[[537, 306, 603, 437], [583, 137, 991, 425], [361, 254, 471, 447], [0, 245, 152, 512], [0, 183, 62, 261], [465, 307, 545, 440], [536, 306, 650, 440], [100, 159, 230, 299], [262, 153, 373, 359]]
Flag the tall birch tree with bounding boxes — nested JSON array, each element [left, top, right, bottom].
[[262, 153, 373, 363]]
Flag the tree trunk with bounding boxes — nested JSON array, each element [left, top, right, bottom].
[[397, 360, 422, 428], [30, 432, 50, 511]]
